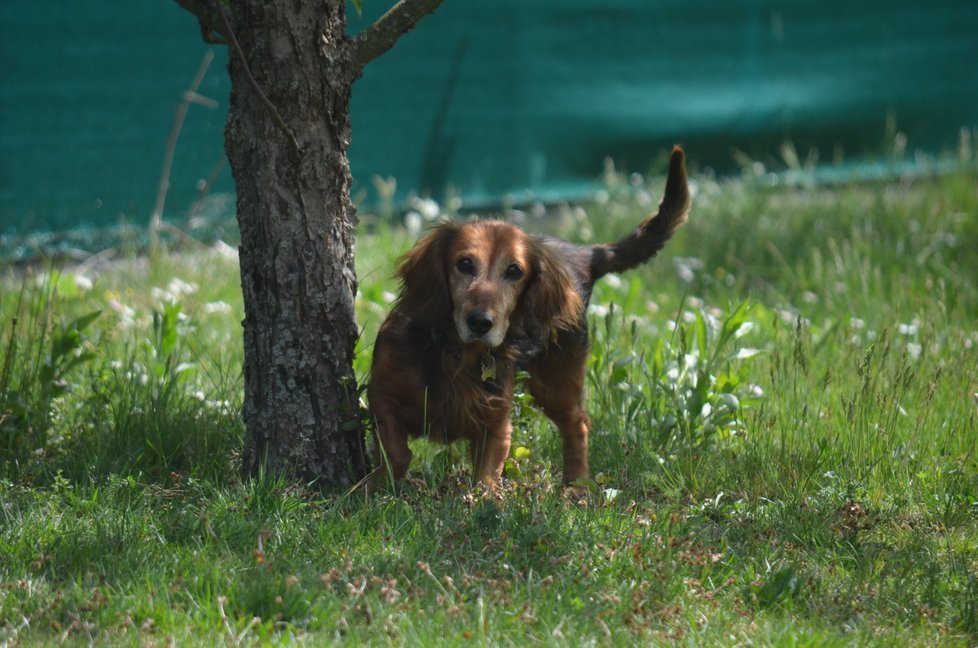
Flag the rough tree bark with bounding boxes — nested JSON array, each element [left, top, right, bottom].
[[175, 0, 445, 486]]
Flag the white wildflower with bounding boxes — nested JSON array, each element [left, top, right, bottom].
[[404, 211, 422, 235], [775, 308, 796, 324], [206, 399, 232, 412], [151, 287, 174, 303], [626, 315, 653, 334], [212, 240, 239, 261], [168, 277, 198, 297], [906, 342, 922, 359], [897, 320, 919, 336], [673, 257, 703, 283], [413, 197, 440, 221], [203, 301, 232, 314], [108, 298, 137, 328], [74, 274, 93, 291], [735, 321, 756, 338]]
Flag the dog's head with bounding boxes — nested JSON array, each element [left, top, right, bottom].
[[396, 220, 582, 348]]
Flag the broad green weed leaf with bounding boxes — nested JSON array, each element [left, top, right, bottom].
[[71, 310, 102, 333]]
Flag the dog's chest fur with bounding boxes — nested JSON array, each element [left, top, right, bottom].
[[371, 316, 519, 444], [417, 339, 517, 443]]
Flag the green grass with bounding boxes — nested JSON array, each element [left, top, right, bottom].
[[2, 157, 977, 645]]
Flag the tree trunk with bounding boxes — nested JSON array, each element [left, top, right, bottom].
[[226, 1, 366, 485], [174, 0, 445, 487]]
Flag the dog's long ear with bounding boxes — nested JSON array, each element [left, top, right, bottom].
[[520, 240, 584, 341], [395, 222, 460, 329]]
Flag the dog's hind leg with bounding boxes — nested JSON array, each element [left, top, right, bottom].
[[526, 348, 592, 485], [549, 405, 591, 485]]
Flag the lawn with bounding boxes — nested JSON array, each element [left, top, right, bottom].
[[1, 152, 977, 645]]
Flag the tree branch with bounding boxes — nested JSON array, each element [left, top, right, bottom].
[[350, 0, 447, 74], [173, 0, 228, 43], [215, 1, 302, 156], [151, 51, 217, 256]]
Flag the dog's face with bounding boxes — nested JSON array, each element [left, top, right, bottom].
[[396, 220, 583, 350], [446, 222, 532, 348]]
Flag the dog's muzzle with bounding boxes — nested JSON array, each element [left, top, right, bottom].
[[459, 309, 505, 347], [466, 311, 493, 336]]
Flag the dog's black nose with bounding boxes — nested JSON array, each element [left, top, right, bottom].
[[466, 311, 493, 336]]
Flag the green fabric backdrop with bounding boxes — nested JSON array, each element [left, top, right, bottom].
[[2, 1, 976, 241]]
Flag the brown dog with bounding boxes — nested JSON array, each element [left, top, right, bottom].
[[367, 146, 691, 489]]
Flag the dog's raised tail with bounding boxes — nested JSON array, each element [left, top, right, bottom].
[[589, 145, 691, 280]]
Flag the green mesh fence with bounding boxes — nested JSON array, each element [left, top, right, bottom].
[[2, 0, 976, 253]]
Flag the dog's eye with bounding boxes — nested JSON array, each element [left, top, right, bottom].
[[456, 257, 475, 275], [503, 263, 524, 281]]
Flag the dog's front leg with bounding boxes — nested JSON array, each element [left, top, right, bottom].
[[368, 415, 413, 491], [469, 422, 512, 489]]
